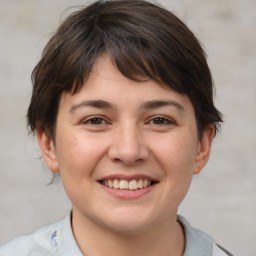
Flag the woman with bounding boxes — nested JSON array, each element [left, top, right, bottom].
[[0, 0, 233, 255]]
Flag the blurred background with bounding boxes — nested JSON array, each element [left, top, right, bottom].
[[0, 0, 255, 255]]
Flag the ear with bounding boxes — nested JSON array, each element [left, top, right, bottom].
[[37, 130, 59, 173], [193, 125, 215, 175]]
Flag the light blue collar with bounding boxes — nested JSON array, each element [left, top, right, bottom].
[[55, 212, 83, 256], [178, 215, 213, 256], [53, 213, 213, 256]]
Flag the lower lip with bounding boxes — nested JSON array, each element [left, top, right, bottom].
[[99, 183, 157, 200]]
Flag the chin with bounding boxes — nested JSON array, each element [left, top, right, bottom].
[[98, 210, 157, 235]]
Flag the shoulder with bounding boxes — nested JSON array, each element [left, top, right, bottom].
[[0, 220, 63, 256], [177, 215, 234, 256], [212, 242, 234, 256], [0, 213, 83, 256]]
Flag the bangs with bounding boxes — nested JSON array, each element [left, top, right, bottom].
[[69, 32, 172, 95], [69, 4, 188, 95]]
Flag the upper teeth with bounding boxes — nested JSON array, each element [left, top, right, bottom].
[[103, 179, 152, 190]]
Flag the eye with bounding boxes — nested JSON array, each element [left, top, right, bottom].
[[82, 116, 107, 125], [148, 116, 174, 125]]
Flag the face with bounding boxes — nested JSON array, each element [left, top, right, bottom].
[[38, 55, 213, 234]]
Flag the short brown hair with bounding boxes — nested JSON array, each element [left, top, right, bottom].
[[27, 0, 222, 139]]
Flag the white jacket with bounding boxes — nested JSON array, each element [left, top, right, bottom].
[[0, 213, 233, 256]]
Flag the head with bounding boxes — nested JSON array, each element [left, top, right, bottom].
[[27, 0, 223, 236], [27, 0, 222, 142]]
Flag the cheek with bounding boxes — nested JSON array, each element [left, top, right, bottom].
[[153, 133, 197, 173], [55, 133, 109, 204], [55, 132, 107, 177], [153, 132, 197, 195], [147, 133, 198, 217]]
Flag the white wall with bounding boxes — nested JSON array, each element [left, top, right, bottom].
[[0, 1, 255, 255]]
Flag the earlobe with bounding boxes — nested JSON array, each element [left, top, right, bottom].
[[37, 131, 59, 173], [194, 125, 215, 175]]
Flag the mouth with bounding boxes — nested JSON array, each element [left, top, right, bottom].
[[99, 178, 157, 191]]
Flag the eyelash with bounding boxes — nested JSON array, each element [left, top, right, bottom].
[[148, 116, 175, 125], [81, 116, 108, 125]]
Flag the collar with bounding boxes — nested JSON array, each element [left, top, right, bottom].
[[54, 213, 213, 256], [178, 215, 213, 256], [56, 212, 83, 256]]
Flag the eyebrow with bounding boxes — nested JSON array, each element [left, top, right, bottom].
[[69, 99, 185, 113], [69, 100, 116, 113], [142, 100, 185, 112]]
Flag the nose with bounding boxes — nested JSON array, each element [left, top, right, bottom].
[[108, 122, 149, 165]]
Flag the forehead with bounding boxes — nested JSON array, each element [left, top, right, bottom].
[[59, 55, 195, 115]]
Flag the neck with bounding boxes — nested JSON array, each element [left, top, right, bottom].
[[71, 209, 185, 256]]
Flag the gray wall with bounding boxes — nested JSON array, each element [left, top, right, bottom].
[[0, 1, 255, 255]]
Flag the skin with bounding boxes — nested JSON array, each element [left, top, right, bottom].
[[38, 55, 214, 256]]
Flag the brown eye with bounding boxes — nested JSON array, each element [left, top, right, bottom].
[[150, 116, 173, 125], [82, 117, 107, 125], [89, 117, 104, 125]]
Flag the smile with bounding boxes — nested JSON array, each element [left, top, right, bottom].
[[100, 179, 155, 190]]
